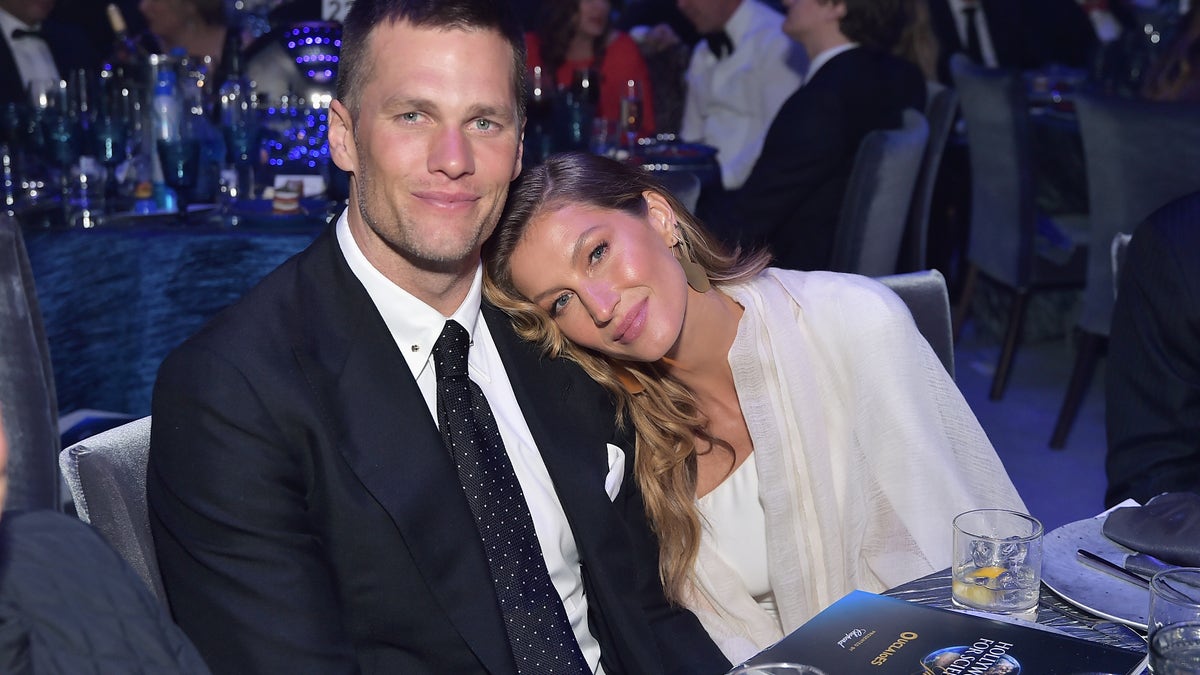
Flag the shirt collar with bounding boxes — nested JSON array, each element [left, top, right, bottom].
[[335, 210, 483, 380], [0, 8, 38, 40], [723, 0, 756, 47], [805, 43, 858, 84]]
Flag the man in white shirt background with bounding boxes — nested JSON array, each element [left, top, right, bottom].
[[677, 0, 807, 197], [0, 0, 97, 107]]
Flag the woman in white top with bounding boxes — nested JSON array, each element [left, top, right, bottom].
[[483, 152, 1026, 663]]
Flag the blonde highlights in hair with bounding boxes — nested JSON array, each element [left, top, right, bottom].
[[484, 153, 771, 602]]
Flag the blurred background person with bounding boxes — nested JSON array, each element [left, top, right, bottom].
[[617, 0, 701, 48], [895, 0, 941, 80], [1105, 193, 1200, 507], [1140, 7, 1200, 100], [616, 0, 700, 132], [0, 0, 97, 106], [676, 0, 807, 201], [732, 0, 926, 271], [0, 410, 212, 673], [526, 0, 658, 135], [926, 0, 1096, 83], [139, 0, 227, 67]]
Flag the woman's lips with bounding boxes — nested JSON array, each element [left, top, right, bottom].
[[613, 299, 648, 345]]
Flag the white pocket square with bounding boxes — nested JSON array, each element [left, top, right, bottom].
[[604, 444, 626, 501]]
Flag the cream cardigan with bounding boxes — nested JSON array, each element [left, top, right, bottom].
[[683, 269, 1027, 663]]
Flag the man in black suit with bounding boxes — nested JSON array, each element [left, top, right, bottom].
[[1105, 192, 1200, 507], [147, 1, 730, 673], [926, 0, 1096, 83], [0, 0, 96, 106], [732, 0, 925, 271]]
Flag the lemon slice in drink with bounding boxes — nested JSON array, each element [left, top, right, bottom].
[[953, 566, 1008, 607]]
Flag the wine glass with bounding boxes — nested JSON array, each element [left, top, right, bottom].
[[93, 115, 127, 208], [157, 138, 201, 223]]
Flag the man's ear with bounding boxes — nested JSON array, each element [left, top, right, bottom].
[[328, 99, 357, 174]]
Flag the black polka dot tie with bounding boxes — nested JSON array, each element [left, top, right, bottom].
[[433, 321, 591, 674]]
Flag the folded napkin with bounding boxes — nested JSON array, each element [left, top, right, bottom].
[[1103, 492, 1200, 568]]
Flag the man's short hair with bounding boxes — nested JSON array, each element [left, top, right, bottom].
[[837, 0, 907, 52], [335, 0, 527, 123]]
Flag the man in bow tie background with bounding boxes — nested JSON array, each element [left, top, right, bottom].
[[0, 0, 97, 107], [676, 0, 808, 199]]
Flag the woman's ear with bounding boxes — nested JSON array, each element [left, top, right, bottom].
[[642, 190, 678, 245]]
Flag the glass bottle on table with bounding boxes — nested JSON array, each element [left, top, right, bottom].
[[618, 78, 643, 151], [523, 65, 554, 166], [556, 67, 597, 152], [105, 3, 147, 83], [217, 28, 257, 205]]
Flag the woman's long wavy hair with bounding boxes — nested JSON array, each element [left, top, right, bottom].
[[536, 0, 609, 86], [484, 152, 771, 602]]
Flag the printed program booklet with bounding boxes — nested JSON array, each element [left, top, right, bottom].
[[740, 590, 1146, 674]]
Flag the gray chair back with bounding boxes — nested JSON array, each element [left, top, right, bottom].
[[59, 415, 166, 605], [0, 213, 59, 511], [830, 109, 929, 276], [1111, 232, 1132, 300], [900, 82, 959, 272], [877, 269, 955, 380], [1073, 92, 1200, 336], [950, 54, 1038, 286]]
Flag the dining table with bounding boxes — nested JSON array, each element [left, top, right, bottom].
[[21, 203, 334, 416], [884, 568, 1148, 654]]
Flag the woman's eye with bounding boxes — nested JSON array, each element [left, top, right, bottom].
[[550, 292, 573, 317], [588, 243, 608, 264]]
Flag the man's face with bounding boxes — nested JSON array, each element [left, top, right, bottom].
[[327, 20, 523, 282], [676, 0, 739, 35], [0, 0, 56, 25]]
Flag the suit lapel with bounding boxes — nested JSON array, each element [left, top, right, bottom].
[[0, 42, 24, 106], [291, 233, 516, 674], [484, 304, 662, 672]]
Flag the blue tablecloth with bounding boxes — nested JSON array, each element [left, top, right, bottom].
[[24, 217, 328, 416]]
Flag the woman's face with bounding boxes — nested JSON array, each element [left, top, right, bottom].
[[507, 192, 691, 363], [576, 0, 611, 41], [140, 0, 194, 42], [781, 0, 841, 43]]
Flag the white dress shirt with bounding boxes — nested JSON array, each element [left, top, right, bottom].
[[680, 0, 807, 190], [0, 7, 60, 103], [947, 0, 999, 67], [336, 213, 604, 673]]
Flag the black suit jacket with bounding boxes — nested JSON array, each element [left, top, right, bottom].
[[0, 20, 96, 107], [1105, 197, 1200, 507], [928, 0, 1096, 83], [148, 225, 728, 675], [734, 47, 925, 271]]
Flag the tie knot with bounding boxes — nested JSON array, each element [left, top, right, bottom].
[[433, 320, 471, 379]]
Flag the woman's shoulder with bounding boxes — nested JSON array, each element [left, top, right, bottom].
[[755, 268, 901, 306]]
